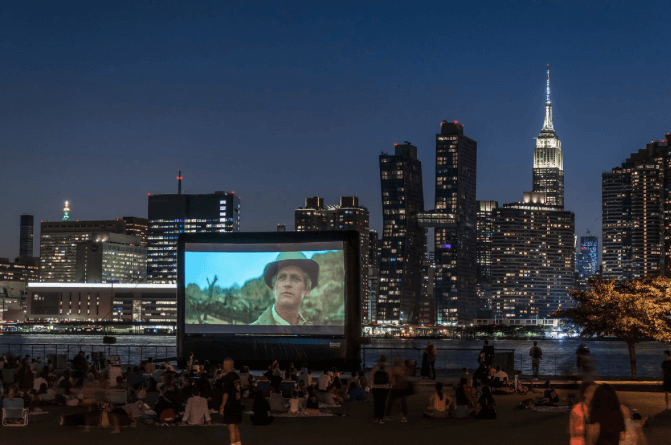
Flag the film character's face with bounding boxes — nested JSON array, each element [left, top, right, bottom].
[[274, 265, 308, 310]]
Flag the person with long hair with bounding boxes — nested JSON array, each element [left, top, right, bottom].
[[424, 382, 452, 418], [475, 385, 496, 419], [586, 384, 626, 445], [569, 381, 597, 445]]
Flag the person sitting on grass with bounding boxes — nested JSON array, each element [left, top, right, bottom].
[[453, 378, 475, 418], [325, 384, 341, 405], [250, 391, 274, 425], [288, 390, 301, 413], [305, 386, 320, 414], [347, 377, 367, 402], [491, 366, 509, 388], [268, 385, 287, 413], [541, 380, 560, 405], [475, 385, 497, 419], [424, 382, 453, 418], [181, 387, 211, 426]]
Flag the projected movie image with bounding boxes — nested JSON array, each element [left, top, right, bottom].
[[184, 247, 345, 335]]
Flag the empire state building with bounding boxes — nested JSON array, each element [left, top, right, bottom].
[[532, 70, 564, 208]]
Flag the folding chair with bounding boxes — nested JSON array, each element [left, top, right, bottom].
[[2, 398, 29, 426], [280, 380, 297, 398], [256, 380, 272, 397]]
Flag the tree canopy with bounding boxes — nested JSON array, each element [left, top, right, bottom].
[[553, 277, 671, 378]]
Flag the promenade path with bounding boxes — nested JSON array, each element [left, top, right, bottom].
[[3, 383, 671, 445]]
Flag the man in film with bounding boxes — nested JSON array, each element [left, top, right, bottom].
[[251, 252, 319, 326]]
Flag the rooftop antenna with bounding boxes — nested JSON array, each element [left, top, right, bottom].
[[177, 171, 182, 195], [62, 200, 70, 221]]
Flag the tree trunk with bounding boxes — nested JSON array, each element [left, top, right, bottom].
[[627, 341, 637, 379]]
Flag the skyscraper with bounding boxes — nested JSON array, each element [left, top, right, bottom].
[[378, 142, 425, 324], [490, 71, 575, 320], [294, 196, 370, 322], [147, 191, 240, 283], [577, 233, 598, 278], [602, 134, 670, 280], [417, 121, 477, 325], [367, 229, 381, 324], [19, 214, 34, 258], [533, 70, 564, 208], [476, 200, 498, 316]]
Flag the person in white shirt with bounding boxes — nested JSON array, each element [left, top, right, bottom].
[[181, 388, 211, 425], [288, 390, 301, 413], [33, 375, 48, 392], [491, 365, 509, 388], [318, 370, 331, 391]]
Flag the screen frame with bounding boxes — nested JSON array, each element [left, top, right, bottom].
[[176, 231, 361, 368]]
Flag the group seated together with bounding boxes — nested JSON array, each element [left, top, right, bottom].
[[0, 352, 371, 429]]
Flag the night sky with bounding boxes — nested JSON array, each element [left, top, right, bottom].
[[2, 1, 670, 260]]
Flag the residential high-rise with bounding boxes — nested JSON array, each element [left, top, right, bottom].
[[533, 70, 564, 208], [378, 142, 425, 324], [577, 233, 599, 278], [491, 192, 575, 319], [147, 191, 241, 283], [602, 134, 671, 280], [417, 121, 477, 325], [19, 214, 34, 258], [476, 200, 498, 317], [294, 196, 370, 322], [40, 220, 128, 282], [367, 230, 381, 324]]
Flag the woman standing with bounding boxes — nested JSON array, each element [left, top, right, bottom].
[[586, 384, 627, 445]]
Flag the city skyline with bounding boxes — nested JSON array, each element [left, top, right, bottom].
[[2, 1, 670, 259]]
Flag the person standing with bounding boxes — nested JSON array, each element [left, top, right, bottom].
[[480, 340, 495, 368], [530, 341, 543, 380], [370, 355, 392, 424], [569, 381, 597, 445], [426, 342, 437, 380], [660, 350, 671, 410], [220, 358, 243, 445]]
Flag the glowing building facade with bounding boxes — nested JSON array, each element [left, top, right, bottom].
[[532, 71, 564, 208], [602, 134, 671, 280], [147, 191, 241, 283], [294, 196, 370, 323], [378, 143, 425, 324]]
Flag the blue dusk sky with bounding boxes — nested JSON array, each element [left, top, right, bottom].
[[1, 1, 670, 259]]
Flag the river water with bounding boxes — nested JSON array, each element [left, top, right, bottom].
[[0, 334, 666, 378]]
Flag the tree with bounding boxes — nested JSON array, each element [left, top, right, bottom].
[[553, 277, 671, 378]]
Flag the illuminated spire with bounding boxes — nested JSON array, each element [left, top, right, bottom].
[[62, 200, 70, 221], [542, 67, 554, 132]]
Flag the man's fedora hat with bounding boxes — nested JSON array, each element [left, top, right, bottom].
[[263, 251, 319, 289]]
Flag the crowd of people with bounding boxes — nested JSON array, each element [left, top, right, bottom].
[[2, 344, 670, 445]]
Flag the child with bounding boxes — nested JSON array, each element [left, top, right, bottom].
[[325, 385, 341, 405], [288, 390, 301, 413]]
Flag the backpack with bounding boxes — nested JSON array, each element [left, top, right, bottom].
[[373, 366, 389, 385], [532, 347, 542, 359]]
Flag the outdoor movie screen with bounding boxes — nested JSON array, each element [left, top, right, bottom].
[[183, 241, 346, 335]]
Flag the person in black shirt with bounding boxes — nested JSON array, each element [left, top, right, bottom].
[[660, 350, 671, 410], [220, 358, 242, 445], [250, 391, 274, 425]]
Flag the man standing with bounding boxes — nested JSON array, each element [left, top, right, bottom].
[[370, 355, 392, 424], [252, 252, 319, 326], [480, 340, 495, 368], [220, 357, 243, 445], [660, 350, 671, 410], [530, 341, 542, 380], [426, 342, 437, 380]]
